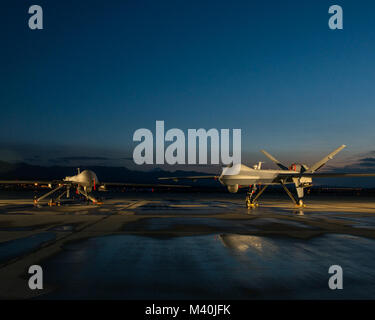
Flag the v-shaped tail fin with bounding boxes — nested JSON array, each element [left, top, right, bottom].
[[260, 150, 289, 170], [305, 145, 346, 173]]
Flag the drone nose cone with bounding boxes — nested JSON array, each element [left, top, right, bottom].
[[83, 170, 100, 185], [218, 176, 225, 185]]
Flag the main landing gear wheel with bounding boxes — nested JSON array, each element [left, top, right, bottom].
[[245, 187, 259, 209], [246, 199, 258, 209], [296, 199, 306, 208]]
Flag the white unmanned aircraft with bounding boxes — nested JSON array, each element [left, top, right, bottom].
[[0, 168, 188, 206], [159, 145, 375, 208]]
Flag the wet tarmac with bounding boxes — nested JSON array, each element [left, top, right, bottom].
[[0, 191, 374, 299], [0, 232, 56, 265], [41, 233, 375, 299]]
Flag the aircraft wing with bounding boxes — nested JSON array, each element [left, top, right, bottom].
[[0, 180, 64, 185], [301, 172, 375, 178], [276, 172, 375, 179], [158, 175, 219, 182], [100, 182, 190, 188]]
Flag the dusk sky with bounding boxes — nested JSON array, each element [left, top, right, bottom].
[[1, 0, 375, 172]]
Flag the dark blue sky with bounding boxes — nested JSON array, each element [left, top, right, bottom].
[[1, 0, 375, 171]]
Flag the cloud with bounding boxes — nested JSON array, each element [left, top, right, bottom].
[[46, 155, 134, 165], [24, 155, 40, 163], [48, 156, 110, 164], [357, 157, 375, 167], [328, 156, 375, 172]]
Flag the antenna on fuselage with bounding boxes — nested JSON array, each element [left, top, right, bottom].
[[77, 168, 80, 174], [253, 162, 263, 170]]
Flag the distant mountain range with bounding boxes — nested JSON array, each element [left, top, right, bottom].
[[0, 160, 217, 186]]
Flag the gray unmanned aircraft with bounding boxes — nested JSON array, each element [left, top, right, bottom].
[[0, 168, 188, 206], [159, 145, 375, 208]]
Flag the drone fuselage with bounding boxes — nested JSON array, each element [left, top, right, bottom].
[[219, 164, 312, 193], [64, 170, 99, 192]]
